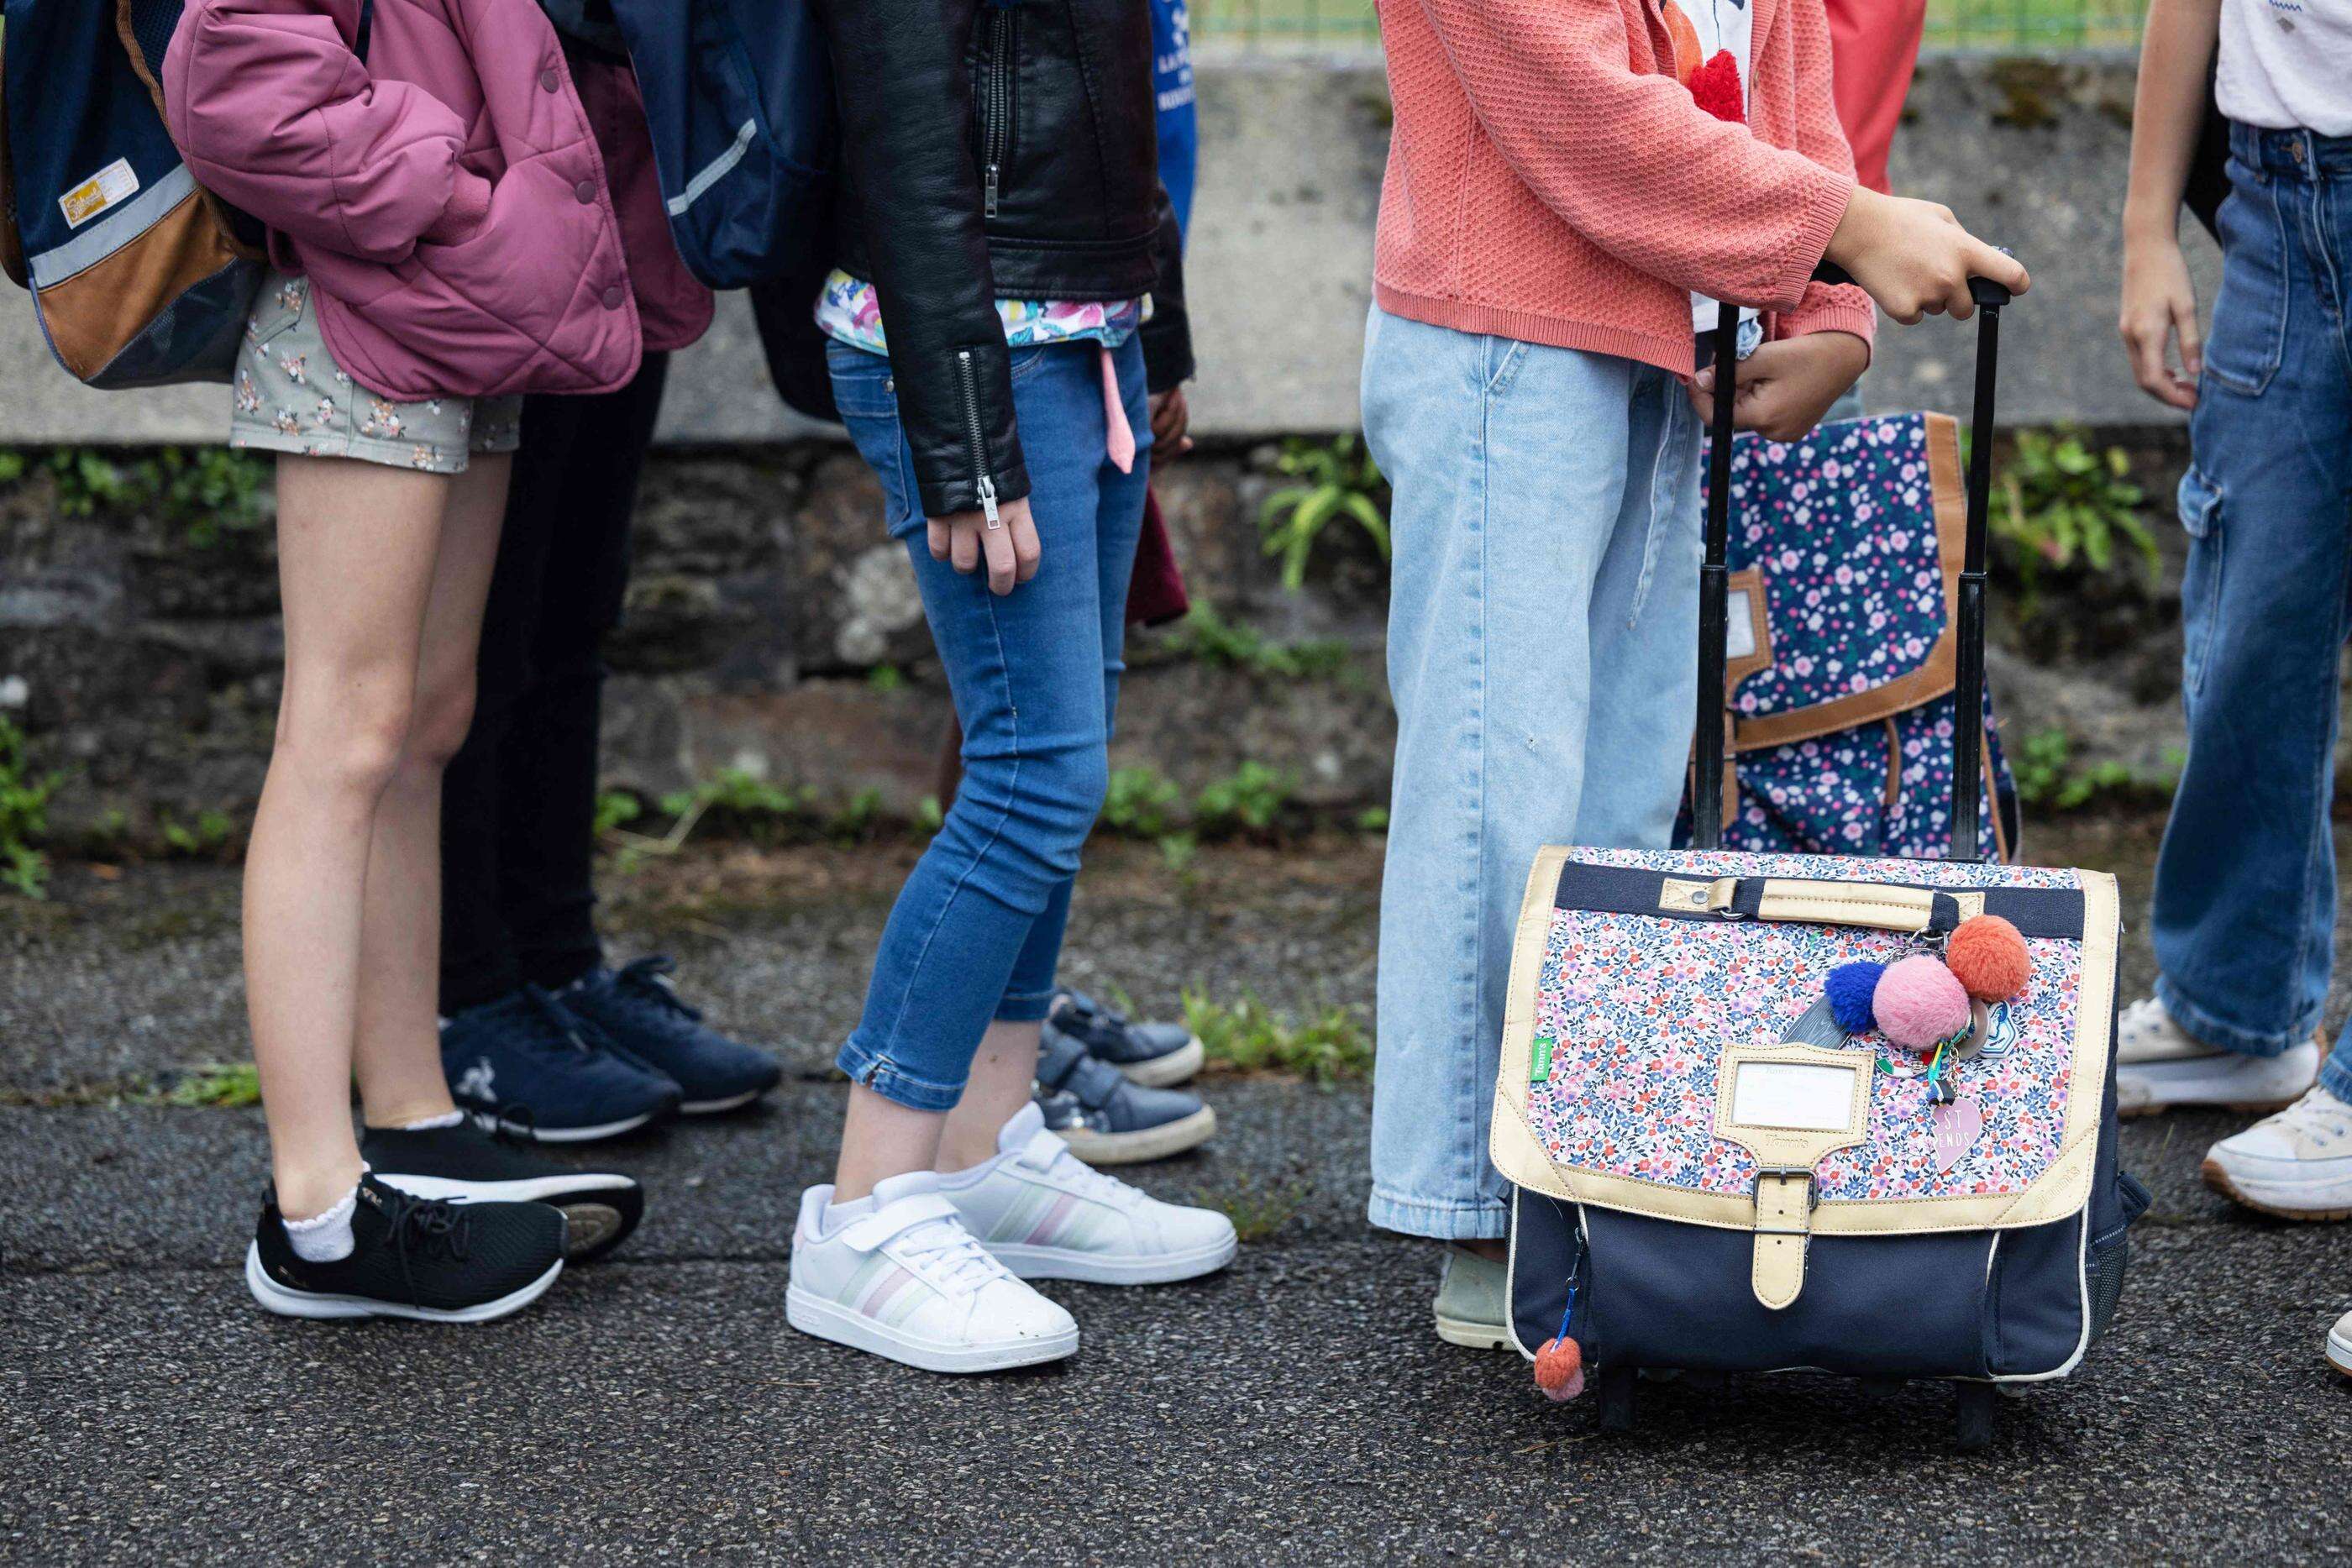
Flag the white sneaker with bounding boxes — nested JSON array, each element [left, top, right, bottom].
[[2114, 996, 2318, 1116], [2328, 1310, 2352, 1379], [786, 1171, 1079, 1374], [939, 1103, 1238, 1285], [2200, 1086, 2352, 1220]]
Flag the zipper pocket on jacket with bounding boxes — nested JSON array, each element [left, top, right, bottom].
[[955, 349, 999, 525], [979, 8, 1016, 218]]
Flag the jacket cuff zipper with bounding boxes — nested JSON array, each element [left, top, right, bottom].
[[955, 349, 999, 526]]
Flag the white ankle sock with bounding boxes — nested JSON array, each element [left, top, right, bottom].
[[282, 1184, 359, 1263], [398, 1110, 465, 1132], [822, 1193, 878, 1234]]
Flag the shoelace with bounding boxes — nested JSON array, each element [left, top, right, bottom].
[[2272, 1088, 2352, 1148], [899, 1216, 1007, 1295], [608, 957, 703, 1027], [513, 985, 603, 1057], [384, 1189, 473, 1305]]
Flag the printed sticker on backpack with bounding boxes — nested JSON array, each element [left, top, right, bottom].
[[59, 158, 139, 228]]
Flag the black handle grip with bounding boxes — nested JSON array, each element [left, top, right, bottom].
[[1811, 257, 2014, 310]]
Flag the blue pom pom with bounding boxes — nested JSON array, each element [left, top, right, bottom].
[[1825, 962, 1887, 1036]]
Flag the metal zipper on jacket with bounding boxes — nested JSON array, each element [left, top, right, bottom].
[[956, 349, 999, 526], [981, 8, 1013, 217]]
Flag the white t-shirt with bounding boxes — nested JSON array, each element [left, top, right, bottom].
[[1680, 0, 1758, 333], [2217, 0, 2352, 138]]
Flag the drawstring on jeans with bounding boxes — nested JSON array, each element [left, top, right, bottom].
[[1100, 344, 1135, 474]]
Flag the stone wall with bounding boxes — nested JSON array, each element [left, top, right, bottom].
[[0, 45, 2299, 851], [0, 50, 2208, 445]]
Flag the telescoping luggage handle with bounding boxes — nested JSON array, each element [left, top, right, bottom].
[[1693, 265, 2013, 863]]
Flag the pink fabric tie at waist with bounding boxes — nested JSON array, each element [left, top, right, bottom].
[[1100, 343, 1135, 474]]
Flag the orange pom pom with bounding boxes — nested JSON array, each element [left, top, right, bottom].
[[1946, 915, 2031, 1002], [1534, 1335, 1585, 1403]]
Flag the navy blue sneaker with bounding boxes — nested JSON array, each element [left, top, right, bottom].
[[1048, 989, 1203, 1088], [440, 986, 682, 1143], [1033, 1020, 1215, 1165], [558, 957, 784, 1115]]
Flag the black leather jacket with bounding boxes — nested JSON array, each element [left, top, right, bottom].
[[815, 0, 1193, 517]]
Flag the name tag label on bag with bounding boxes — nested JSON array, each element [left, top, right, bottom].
[[1730, 1060, 1861, 1133], [60, 160, 139, 229]]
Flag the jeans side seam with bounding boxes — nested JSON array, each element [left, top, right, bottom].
[[1460, 343, 1494, 1209], [869, 595, 1025, 1072]]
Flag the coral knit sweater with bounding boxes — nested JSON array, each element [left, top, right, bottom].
[[1373, 0, 1877, 375]]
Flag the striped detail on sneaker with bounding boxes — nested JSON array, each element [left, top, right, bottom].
[[988, 1185, 1111, 1252], [838, 1252, 932, 1329]]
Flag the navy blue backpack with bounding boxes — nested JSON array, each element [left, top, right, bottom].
[[602, 0, 837, 292], [0, 0, 264, 386]]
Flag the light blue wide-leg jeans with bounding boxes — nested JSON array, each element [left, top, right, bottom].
[[1362, 306, 1704, 1240]]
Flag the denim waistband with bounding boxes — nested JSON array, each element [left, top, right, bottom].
[[2229, 119, 2352, 180]]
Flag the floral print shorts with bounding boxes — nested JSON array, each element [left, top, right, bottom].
[[228, 271, 522, 474]]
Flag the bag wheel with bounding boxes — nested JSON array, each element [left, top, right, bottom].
[[1954, 1383, 1998, 1451], [1595, 1366, 1637, 1434]]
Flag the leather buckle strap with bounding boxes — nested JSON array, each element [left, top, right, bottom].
[[1749, 1167, 1816, 1311]]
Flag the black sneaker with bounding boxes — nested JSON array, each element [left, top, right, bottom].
[[1033, 1022, 1216, 1165], [244, 1175, 567, 1324], [558, 957, 785, 1115], [1048, 989, 1204, 1088], [362, 1120, 645, 1261]]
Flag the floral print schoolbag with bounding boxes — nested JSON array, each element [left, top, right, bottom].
[[1683, 412, 2021, 862]]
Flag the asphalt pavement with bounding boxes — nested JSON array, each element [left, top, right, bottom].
[[4, 831, 2349, 1565]]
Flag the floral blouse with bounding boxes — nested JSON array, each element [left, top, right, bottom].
[[813, 270, 1145, 356]]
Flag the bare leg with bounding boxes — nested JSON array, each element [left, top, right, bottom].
[[833, 1086, 946, 1204], [354, 456, 514, 1130], [937, 1020, 1042, 1172], [246, 456, 452, 1219]]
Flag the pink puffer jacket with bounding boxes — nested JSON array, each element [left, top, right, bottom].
[[164, 0, 712, 401]]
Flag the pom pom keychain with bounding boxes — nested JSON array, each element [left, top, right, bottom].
[[1533, 1284, 1585, 1403], [1872, 954, 1972, 1051], [1944, 914, 2031, 1003], [1824, 961, 1886, 1036]]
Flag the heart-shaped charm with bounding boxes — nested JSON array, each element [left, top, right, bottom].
[[1931, 1092, 1983, 1174]]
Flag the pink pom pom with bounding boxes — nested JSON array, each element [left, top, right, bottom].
[[1945, 915, 2031, 1002], [1872, 954, 1971, 1051], [1534, 1336, 1585, 1403]]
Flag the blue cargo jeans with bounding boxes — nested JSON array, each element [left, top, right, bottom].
[[2152, 123, 2352, 1106], [1361, 307, 1704, 1240]]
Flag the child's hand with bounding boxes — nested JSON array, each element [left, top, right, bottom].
[[1826, 188, 2031, 324], [929, 493, 1042, 595], [2118, 236, 2202, 410], [1148, 387, 1194, 459], [1688, 332, 1869, 444]]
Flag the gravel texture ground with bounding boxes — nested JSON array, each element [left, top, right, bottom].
[[4, 826, 2349, 1565]]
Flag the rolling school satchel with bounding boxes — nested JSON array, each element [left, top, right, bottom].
[[1494, 281, 2149, 1450]]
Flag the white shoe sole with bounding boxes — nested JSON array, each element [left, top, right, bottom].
[[2200, 1154, 2352, 1221], [784, 1283, 1078, 1373], [1055, 1105, 1217, 1167], [372, 1172, 636, 1205], [244, 1243, 563, 1324], [680, 1088, 768, 1115], [2328, 1323, 2352, 1379], [1433, 1311, 1514, 1351], [1116, 1038, 1205, 1089], [988, 1227, 1237, 1285], [513, 1111, 662, 1144], [2116, 1041, 2319, 1119]]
